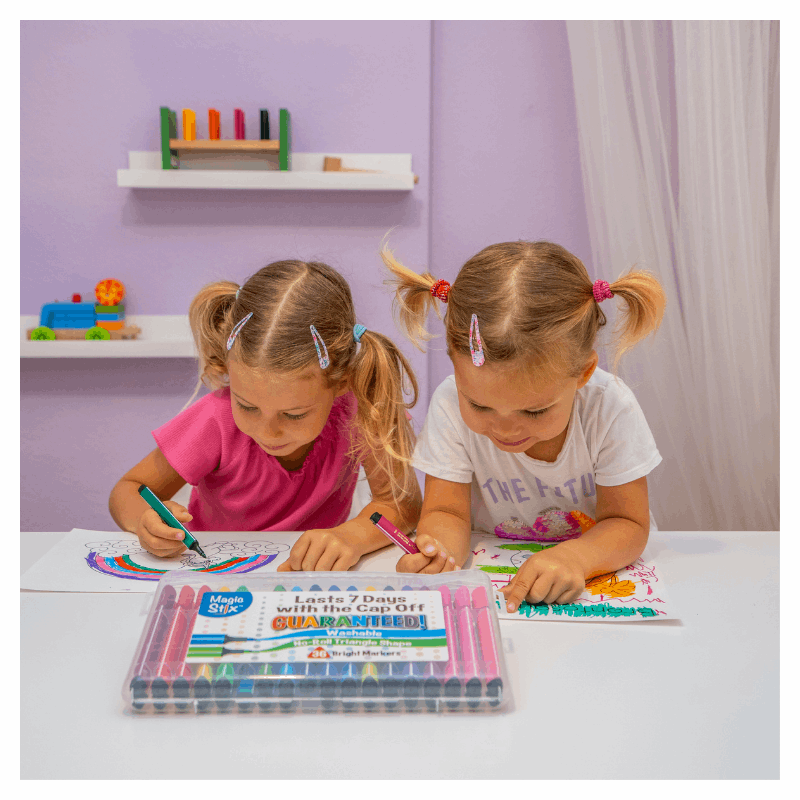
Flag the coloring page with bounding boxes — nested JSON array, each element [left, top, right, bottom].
[[21, 529, 300, 593], [470, 534, 675, 621]]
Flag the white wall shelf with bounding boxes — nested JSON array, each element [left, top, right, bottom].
[[21, 315, 196, 359], [118, 152, 416, 191]]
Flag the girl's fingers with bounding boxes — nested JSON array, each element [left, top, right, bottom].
[[525, 572, 556, 605], [287, 535, 311, 570], [415, 535, 441, 558], [313, 547, 341, 572], [332, 554, 355, 572], [396, 554, 431, 574], [552, 586, 580, 606], [300, 539, 327, 571]]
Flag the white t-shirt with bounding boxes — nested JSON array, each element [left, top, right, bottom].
[[412, 370, 662, 540]]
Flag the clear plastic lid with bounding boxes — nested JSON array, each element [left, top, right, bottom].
[[122, 570, 510, 714]]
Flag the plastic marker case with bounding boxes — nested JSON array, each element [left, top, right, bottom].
[[122, 570, 510, 714]]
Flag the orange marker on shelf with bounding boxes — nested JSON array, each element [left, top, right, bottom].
[[182, 109, 196, 141], [208, 109, 220, 140]]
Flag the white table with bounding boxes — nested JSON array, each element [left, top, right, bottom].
[[21, 531, 779, 779]]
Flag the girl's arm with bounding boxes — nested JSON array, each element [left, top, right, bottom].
[[109, 447, 192, 557], [396, 473, 472, 574], [501, 476, 650, 611], [278, 451, 423, 572]]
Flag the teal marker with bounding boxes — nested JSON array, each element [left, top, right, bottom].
[[137, 485, 207, 559]]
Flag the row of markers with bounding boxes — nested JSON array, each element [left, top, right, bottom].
[[127, 581, 504, 714], [181, 108, 271, 141]]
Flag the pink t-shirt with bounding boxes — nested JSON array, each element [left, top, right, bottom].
[[153, 388, 360, 532]]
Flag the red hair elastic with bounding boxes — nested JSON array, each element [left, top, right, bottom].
[[592, 280, 614, 303], [430, 279, 451, 303]]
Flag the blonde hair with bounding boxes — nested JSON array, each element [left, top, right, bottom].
[[384, 240, 666, 377], [188, 260, 419, 521]]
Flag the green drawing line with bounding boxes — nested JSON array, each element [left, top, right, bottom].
[[496, 542, 555, 552], [478, 565, 519, 575], [516, 602, 659, 619]]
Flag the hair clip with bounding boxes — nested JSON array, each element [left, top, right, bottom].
[[592, 279, 614, 303], [235, 286, 241, 301], [353, 324, 367, 344], [226, 312, 253, 351], [310, 325, 330, 369], [469, 314, 485, 367], [430, 279, 451, 303]]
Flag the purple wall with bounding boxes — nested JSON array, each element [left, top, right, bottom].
[[21, 21, 592, 532], [428, 21, 591, 385]]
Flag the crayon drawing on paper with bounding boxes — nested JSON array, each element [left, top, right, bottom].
[[471, 535, 673, 621], [20, 529, 299, 593], [84, 539, 287, 581]]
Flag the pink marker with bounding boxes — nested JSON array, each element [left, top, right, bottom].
[[454, 586, 482, 705], [437, 585, 462, 706], [370, 512, 419, 554], [472, 586, 503, 705]]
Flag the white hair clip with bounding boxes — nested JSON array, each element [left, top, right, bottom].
[[469, 314, 485, 367], [227, 312, 253, 351], [310, 325, 330, 369]]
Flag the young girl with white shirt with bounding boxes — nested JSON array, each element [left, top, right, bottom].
[[383, 240, 665, 611]]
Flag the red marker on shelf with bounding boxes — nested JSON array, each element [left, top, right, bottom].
[[370, 512, 419, 554]]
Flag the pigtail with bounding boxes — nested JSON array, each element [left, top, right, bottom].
[[187, 281, 239, 396], [607, 270, 666, 372], [380, 244, 442, 351], [348, 329, 421, 527]]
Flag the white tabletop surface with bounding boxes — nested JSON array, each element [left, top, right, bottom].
[[21, 530, 779, 780]]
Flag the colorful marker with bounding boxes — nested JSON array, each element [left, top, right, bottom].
[[253, 584, 286, 713], [129, 584, 177, 710], [454, 585, 482, 708], [150, 585, 195, 711], [400, 585, 422, 708], [137, 485, 207, 559], [212, 586, 237, 711], [172, 584, 211, 710], [370, 513, 419, 554], [232, 585, 257, 713], [319, 585, 341, 712], [472, 586, 503, 706], [438, 585, 462, 709], [417, 586, 442, 711], [193, 663, 213, 713]]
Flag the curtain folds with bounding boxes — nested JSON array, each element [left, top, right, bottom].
[[566, 21, 779, 530]]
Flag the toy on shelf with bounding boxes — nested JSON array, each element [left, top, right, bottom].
[[323, 155, 419, 184], [161, 106, 292, 171], [26, 280, 142, 342]]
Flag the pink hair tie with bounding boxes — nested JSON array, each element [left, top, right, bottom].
[[592, 280, 614, 303]]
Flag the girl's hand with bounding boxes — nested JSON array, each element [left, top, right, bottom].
[[499, 546, 586, 611], [278, 528, 362, 572], [135, 502, 194, 559], [396, 533, 460, 574]]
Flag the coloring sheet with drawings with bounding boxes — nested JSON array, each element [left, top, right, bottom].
[[470, 534, 676, 621], [21, 529, 301, 593]]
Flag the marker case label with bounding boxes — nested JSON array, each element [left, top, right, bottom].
[[187, 591, 448, 663]]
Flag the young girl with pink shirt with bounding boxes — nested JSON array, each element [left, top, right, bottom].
[[109, 259, 421, 571]]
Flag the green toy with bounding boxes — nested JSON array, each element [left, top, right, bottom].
[[85, 327, 111, 340], [30, 326, 56, 341]]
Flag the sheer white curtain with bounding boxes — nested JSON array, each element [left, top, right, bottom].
[[565, 21, 778, 530]]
